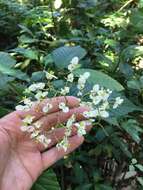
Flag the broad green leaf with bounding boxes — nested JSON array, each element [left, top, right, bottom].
[[0, 66, 29, 81], [13, 48, 38, 60], [0, 51, 29, 81], [0, 52, 16, 67], [43, 54, 53, 66], [120, 45, 143, 63], [135, 164, 143, 172], [52, 46, 87, 69], [0, 74, 13, 89], [109, 97, 142, 118], [137, 177, 143, 186], [74, 68, 124, 91], [31, 169, 60, 190], [127, 80, 141, 90], [0, 106, 11, 117], [121, 119, 143, 144], [111, 136, 132, 158], [31, 71, 45, 82], [130, 9, 143, 33]]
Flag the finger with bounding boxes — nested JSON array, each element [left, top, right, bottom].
[[37, 121, 92, 152], [41, 135, 84, 170], [16, 96, 79, 121], [36, 106, 88, 131]]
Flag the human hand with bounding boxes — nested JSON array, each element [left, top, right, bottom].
[[0, 96, 92, 190]]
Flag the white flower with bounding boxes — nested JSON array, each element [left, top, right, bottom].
[[77, 91, 83, 96], [56, 137, 69, 151], [20, 125, 28, 132], [80, 101, 93, 109], [60, 86, 70, 95], [68, 57, 79, 72], [75, 121, 87, 136], [30, 130, 40, 138], [66, 114, 76, 128], [35, 91, 48, 100], [70, 57, 79, 65], [100, 101, 109, 110], [59, 102, 69, 113], [20, 125, 35, 132], [67, 73, 74, 82], [15, 105, 30, 111], [107, 89, 112, 94], [22, 115, 35, 124], [82, 72, 90, 79], [113, 97, 124, 109], [77, 72, 90, 91], [83, 110, 98, 118], [98, 109, 109, 118], [90, 85, 100, 99], [35, 91, 43, 100], [36, 83, 45, 89], [139, 59, 143, 69], [45, 71, 57, 80], [28, 83, 45, 92], [37, 134, 51, 148], [23, 98, 33, 107], [34, 121, 42, 129], [91, 96, 102, 105], [98, 88, 110, 101], [42, 103, 53, 113], [93, 84, 100, 92], [28, 84, 37, 92]]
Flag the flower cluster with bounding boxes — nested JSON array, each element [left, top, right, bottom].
[[21, 115, 51, 148], [15, 56, 124, 151]]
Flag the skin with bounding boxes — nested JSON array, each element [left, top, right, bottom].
[[0, 96, 91, 190]]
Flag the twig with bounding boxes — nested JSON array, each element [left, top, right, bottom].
[[118, 0, 134, 12]]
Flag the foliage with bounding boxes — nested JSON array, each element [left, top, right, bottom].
[[1, 0, 143, 189]]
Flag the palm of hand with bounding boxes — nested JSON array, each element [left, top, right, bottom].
[[0, 97, 89, 190], [0, 112, 45, 190]]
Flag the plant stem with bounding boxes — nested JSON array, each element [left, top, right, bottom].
[[118, 0, 134, 12]]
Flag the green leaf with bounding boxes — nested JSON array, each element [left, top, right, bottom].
[[31, 169, 60, 190], [0, 52, 29, 81], [52, 46, 87, 69], [135, 164, 143, 172], [31, 71, 45, 82], [121, 119, 143, 144], [0, 66, 29, 81], [120, 45, 143, 63], [43, 54, 53, 66], [74, 68, 124, 91], [0, 106, 11, 117], [111, 136, 132, 158], [0, 52, 16, 67], [110, 97, 142, 118], [127, 80, 141, 90], [137, 177, 143, 186], [13, 48, 38, 60], [0, 74, 13, 89]]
